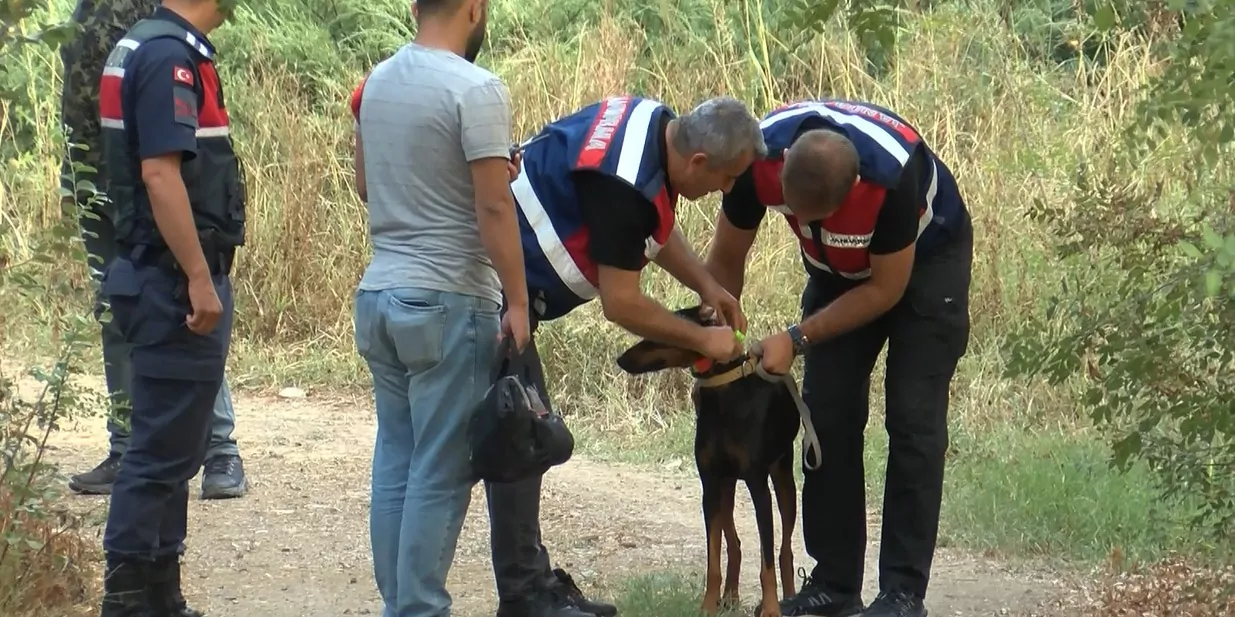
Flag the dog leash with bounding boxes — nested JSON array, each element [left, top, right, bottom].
[[748, 339, 824, 472]]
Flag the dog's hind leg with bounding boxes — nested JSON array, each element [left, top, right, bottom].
[[747, 475, 781, 617], [721, 483, 741, 607], [700, 473, 734, 615], [771, 453, 797, 598]]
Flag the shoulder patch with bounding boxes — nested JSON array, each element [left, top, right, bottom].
[[173, 65, 195, 87], [173, 86, 199, 129]]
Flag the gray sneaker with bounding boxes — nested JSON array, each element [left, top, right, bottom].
[[69, 454, 122, 495], [201, 454, 247, 499]]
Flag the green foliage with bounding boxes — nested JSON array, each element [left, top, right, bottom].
[[0, 1, 101, 611], [1003, 0, 1235, 542]]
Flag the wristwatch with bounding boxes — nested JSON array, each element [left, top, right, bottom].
[[787, 323, 809, 357]]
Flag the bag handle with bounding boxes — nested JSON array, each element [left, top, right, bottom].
[[490, 336, 533, 383]]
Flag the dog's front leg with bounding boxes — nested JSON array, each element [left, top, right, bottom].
[[771, 454, 797, 598], [747, 476, 781, 617], [699, 473, 730, 615], [721, 483, 741, 607]]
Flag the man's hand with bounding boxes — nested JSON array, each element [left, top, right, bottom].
[[501, 302, 532, 352], [699, 282, 746, 334], [507, 148, 522, 182], [700, 325, 745, 363], [753, 331, 794, 375], [185, 275, 223, 335]]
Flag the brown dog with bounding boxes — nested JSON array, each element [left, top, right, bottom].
[[616, 306, 817, 617]]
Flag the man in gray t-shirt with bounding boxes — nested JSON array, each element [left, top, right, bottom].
[[347, 0, 543, 615]]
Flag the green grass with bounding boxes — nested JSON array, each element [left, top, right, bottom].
[[574, 410, 1225, 568]]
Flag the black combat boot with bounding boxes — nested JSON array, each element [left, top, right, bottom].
[[147, 555, 204, 617], [100, 557, 149, 617], [551, 568, 617, 616]]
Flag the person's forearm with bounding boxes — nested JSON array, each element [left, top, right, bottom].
[[146, 171, 210, 280], [800, 283, 900, 344], [605, 292, 707, 352], [704, 248, 746, 300], [476, 196, 529, 308], [654, 229, 714, 295]]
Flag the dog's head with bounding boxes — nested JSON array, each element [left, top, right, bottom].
[[615, 305, 728, 375]]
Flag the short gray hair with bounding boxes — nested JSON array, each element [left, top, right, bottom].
[[671, 96, 768, 168]]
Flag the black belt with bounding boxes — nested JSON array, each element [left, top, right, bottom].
[[128, 244, 235, 276]]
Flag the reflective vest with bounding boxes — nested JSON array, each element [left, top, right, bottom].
[[753, 99, 964, 280], [513, 96, 678, 320], [99, 17, 246, 250]]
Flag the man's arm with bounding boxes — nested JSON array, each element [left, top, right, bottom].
[[574, 171, 713, 352], [354, 125, 367, 202], [349, 77, 368, 202], [132, 42, 210, 280], [461, 79, 528, 309], [705, 166, 763, 298], [797, 146, 927, 344]]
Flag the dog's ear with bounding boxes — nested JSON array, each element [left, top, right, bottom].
[[616, 339, 700, 375]]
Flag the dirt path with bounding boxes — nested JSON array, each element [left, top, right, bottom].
[[43, 389, 1078, 617]]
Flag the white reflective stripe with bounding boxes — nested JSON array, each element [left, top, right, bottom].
[[103, 66, 125, 78], [801, 249, 869, 280], [761, 103, 909, 164], [918, 158, 938, 238], [183, 32, 212, 58], [644, 237, 666, 260], [196, 126, 230, 138], [614, 100, 661, 184], [767, 204, 792, 214], [511, 168, 598, 300], [101, 118, 125, 129], [117, 38, 140, 50]]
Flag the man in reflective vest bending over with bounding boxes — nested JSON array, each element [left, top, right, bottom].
[[705, 99, 974, 617], [493, 94, 766, 617]]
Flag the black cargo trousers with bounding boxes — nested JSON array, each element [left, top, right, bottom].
[[484, 307, 562, 604], [800, 211, 973, 601]]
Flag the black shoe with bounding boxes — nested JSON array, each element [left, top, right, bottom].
[[551, 568, 617, 617], [147, 555, 205, 617], [69, 454, 122, 495], [779, 569, 864, 617], [495, 590, 595, 617], [201, 454, 246, 500], [100, 557, 150, 617], [862, 590, 926, 617]]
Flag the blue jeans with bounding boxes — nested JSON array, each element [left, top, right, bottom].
[[81, 210, 239, 460], [354, 286, 501, 617]]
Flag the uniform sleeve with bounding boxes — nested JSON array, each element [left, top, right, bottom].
[[573, 171, 660, 271], [720, 166, 766, 230], [350, 74, 368, 121], [868, 145, 928, 255], [128, 39, 200, 161], [459, 78, 513, 162]]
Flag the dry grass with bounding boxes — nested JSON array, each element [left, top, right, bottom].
[[1083, 557, 1235, 616], [0, 483, 95, 617]]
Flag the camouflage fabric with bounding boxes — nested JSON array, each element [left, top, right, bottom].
[[59, 0, 160, 215]]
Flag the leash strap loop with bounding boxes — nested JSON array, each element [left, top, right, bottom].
[[748, 341, 823, 471]]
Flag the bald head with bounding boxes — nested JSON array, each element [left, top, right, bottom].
[[781, 129, 859, 221]]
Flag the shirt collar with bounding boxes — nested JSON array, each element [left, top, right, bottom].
[[152, 6, 216, 59]]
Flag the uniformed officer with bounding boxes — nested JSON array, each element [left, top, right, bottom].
[[705, 99, 973, 617], [59, 0, 249, 501], [495, 94, 765, 617], [93, 1, 243, 615]]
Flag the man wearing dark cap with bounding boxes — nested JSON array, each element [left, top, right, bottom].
[[705, 99, 974, 617]]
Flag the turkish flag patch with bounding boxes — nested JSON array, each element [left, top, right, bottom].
[[173, 66, 195, 87]]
